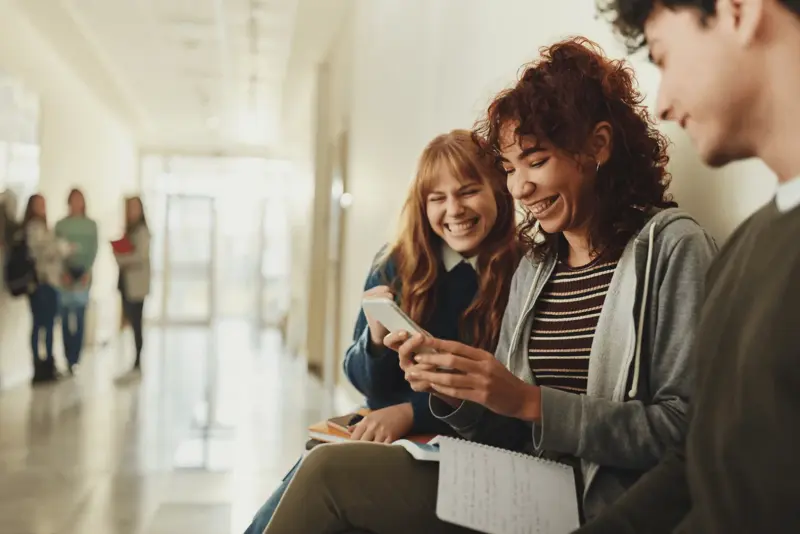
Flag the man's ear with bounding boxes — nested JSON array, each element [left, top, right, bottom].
[[718, 0, 766, 46], [588, 121, 613, 166]]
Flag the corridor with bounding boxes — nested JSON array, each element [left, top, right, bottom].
[[0, 322, 326, 534], [0, 1, 791, 533]]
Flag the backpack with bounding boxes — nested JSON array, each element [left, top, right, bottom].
[[3, 222, 38, 297]]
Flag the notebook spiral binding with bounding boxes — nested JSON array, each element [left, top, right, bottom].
[[439, 436, 572, 471]]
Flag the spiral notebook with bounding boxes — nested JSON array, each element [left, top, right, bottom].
[[436, 437, 580, 534]]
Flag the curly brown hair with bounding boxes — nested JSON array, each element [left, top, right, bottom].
[[473, 36, 676, 260], [596, 0, 800, 53]]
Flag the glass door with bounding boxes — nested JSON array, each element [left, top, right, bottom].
[[215, 196, 260, 320], [161, 194, 216, 325]]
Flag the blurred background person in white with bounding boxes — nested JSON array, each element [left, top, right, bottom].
[[23, 193, 74, 384]]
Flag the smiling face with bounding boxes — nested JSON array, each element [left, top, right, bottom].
[[645, 3, 763, 167], [499, 126, 598, 237], [425, 164, 498, 257]]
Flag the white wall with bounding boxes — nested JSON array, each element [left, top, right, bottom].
[[325, 0, 777, 403], [0, 1, 137, 387]]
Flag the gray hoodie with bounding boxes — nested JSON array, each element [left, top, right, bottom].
[[430, 208, 718, 520]]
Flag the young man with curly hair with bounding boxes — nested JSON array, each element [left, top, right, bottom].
[[580, 1, 800, 533]]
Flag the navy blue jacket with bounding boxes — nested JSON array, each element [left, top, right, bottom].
[[343, 249, 479, 435]]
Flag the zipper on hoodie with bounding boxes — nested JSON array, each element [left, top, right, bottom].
[[505, 258, 557, 381]]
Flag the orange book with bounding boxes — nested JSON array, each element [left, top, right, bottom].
[[307, 409, 435, 445], [308, 420, 352, 444]]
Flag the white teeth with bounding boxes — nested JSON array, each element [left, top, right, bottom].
[[531, 196, 557, 216], [446, 219, 478, 235]]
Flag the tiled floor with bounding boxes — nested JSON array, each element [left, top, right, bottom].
[[0, 320, 330, 534]]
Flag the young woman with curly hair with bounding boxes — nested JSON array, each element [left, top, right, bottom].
[[259, 38, 718, 534], [243, 129, 521, 534]]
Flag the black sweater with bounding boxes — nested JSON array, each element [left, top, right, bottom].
[[576, 200, 800, 533], [343, 250, 479, 435]]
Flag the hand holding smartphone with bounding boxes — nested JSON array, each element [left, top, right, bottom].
[[362, 297, 432, 346], [362, 285, 393, 346], [361, 297, 452, 371]]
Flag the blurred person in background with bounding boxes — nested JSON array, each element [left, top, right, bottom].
[[115, 196, 150, 373], [55, 188, 98, 375], [0, 189, 18, 250], [24, 193, 74, 384]]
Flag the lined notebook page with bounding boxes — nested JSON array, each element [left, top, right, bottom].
[[436, 437, 580, 534]]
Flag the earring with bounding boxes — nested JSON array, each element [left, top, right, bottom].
[[596, 162, 601, 173]]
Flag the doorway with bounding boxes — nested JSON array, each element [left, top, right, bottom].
[[141, 155, 291, 330], [161, 194, 216, 326]]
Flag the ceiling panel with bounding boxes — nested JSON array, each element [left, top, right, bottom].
[[61, 0, 300, 148]]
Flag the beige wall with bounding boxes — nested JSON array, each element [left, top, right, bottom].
[[314, 0, 777, 404], [281, 9, 355, 379], [278, 0, 358, 372], [324, 18, 355, 399], [0, 1, 137, 387], [277, 63, 315, 361], [304, 64, 333, 376]]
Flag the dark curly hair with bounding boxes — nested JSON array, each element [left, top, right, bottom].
[[597, 0, 800, 52], [473, 36, 676, 261]]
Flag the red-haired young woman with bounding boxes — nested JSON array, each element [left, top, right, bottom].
[[260, 38, 718, 534], [243, 129, 522, 534]]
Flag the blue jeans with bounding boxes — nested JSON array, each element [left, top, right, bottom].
[[60, 302, 87, 367], [244, 459, 301, 534], [28, 284, 59, 370]]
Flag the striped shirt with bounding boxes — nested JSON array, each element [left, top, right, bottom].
[[527, 257, 618, 394]]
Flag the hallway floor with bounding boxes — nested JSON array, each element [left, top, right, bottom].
[[0, 321, 329, 534]]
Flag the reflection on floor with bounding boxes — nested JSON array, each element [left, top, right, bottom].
[[0, 321, 330, 534]]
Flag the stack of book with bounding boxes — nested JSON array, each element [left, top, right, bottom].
[[306, 409, 436, 449]]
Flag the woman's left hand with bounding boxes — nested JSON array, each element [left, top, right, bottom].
[[349, 403, 414, 443], [409, 338, 542, 422]]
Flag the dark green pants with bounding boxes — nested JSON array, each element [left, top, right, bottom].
[[264, 442, 479, 534]]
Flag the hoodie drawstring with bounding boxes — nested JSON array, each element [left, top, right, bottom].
[[629, 222, 655, 399]]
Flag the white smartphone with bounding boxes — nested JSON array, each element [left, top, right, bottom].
[[361, 296, 426, 337], [361, 297, 449, 365]]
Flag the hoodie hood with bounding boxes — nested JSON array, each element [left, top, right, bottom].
[[627, 208, 702, 397], [502, 207, 716, 516], [502, 207, 701, 386]]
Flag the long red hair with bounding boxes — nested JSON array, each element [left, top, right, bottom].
[[382, 130, 521, 352]]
